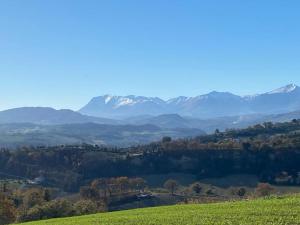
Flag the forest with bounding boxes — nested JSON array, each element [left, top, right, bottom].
[[1, 119, 300, 224]]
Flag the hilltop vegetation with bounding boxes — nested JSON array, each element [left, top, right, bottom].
[[20, 195, 300, 225]]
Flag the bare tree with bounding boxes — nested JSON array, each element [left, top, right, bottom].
[[164, 179, 179, 195]]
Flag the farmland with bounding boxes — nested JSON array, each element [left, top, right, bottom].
[[20, 195, 300, 225]]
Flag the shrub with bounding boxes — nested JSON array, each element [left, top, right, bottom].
[[255, 183, 274, 197], [237, 188, 246, 197], [231, 187, 247, 197]]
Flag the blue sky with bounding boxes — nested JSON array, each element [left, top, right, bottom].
[[1, 0, 300, 110]]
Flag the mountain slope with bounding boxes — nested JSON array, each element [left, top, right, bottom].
[[127, 114, 191, 128], [0, 107, 118, 125], [246, 84, 300, 114], [80, 95, 167, 118], [79, 84, 300, 118], [171, 91, 245, 118]]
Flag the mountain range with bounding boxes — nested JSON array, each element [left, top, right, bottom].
[[1, 84, 300, 147], [79, 84, 300, 118]]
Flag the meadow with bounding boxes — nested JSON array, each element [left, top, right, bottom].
[[20, 195, 300, 225]]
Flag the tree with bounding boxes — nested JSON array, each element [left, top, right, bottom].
[[22, 188, 45, 209], [2, 181, 8, 193], [0, 193, 16, 225], [43, 189, 51, 202], [74, 200, 98, 215], [242, 142, 251, 151], [80, 186, 99, 200], [115, 177, 130, 194], [231, 187, 246, 197], [164, 179, 179, 195], [206, 188, 214, 196], [91, 179, 109, 198], [190, 182, 202, 194], [18, 200, 74, 223], [130, 178, 147, 192], [237, 187, 246, 197], [162, 136, 172, 143]]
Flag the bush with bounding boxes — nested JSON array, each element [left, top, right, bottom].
[[255, 183, 274, 197], [237, 188, 246, 197], [230, 187, 247, 197]]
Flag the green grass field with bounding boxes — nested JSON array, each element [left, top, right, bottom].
[[20, 195, 300, 225]]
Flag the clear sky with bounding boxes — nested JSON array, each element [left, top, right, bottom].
[[1, 0, 300, 110]]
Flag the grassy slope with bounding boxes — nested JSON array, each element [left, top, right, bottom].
[[21, 195, 300, 225]]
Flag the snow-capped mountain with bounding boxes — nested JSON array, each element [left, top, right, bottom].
[[79, 95, 168, 118], [170, 91, 246, 118], [245, 84, 300, 115], [79, 84, 300, 118], [267, 83, 298, 94]]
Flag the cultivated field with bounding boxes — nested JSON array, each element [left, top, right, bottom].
[[20, 195, 300, 225]]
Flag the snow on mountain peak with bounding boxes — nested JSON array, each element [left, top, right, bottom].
[[101, 95, 165, 108], [267, 84, 298, 94], [115, 97, 135, 107], [80, 83, 300, 118], [167, 96, 190, 105], [104, 95, 114, 104]]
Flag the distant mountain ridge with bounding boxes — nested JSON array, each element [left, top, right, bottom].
[[1, 106, 300, 134], [79, 84, 300, 118], [0, 107, 206, 147], [1, 91, 300, 147], [0, 107, 118, 125], [125, 110, 300, 133]]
